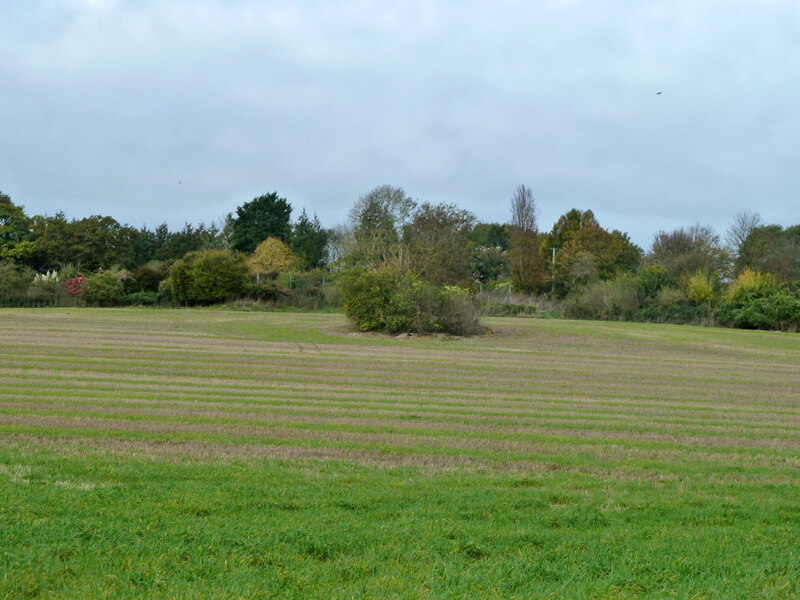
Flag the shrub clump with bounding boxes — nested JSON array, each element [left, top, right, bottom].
[[124, 291, 159, 306], [0, 263, 33, 305], [169, 250, 250, 306], [715, 270, 800, 331], [560, 266, 709, 325], [683, 270, 714, 305], [562, 280, 639, 320], [28, 271, 72, 307], [82, 271, 125, 306], [128, 261, 170, 293], [340, 268, 480, 335]]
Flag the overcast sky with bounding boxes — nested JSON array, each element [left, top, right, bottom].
[[1, 0, 798, 248]]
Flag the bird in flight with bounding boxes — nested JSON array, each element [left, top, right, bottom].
[[656, 91, 663, 95]]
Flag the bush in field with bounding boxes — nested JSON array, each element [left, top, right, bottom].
[[414, 284, 481, 335], [340, 268, 480, 335], [169, 250, 249, 306], [341, 268, 415, 333], [83, 271, 124, 306]]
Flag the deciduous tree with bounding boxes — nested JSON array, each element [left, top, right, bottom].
[[403, 202, 475, 286], [508, 185, 546, 293], [735, 224, 800, 280], [545, 209, 641, 297], [726, 211, 762, 259], [0, 192, 33, 263], [648, 224, 730, 283], [247, 237, 295, 278], [346, 185, 415, 267]]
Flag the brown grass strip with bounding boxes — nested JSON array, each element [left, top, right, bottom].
[[3, 414, 799, 468]]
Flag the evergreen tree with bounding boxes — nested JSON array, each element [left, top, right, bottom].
[[230, 192, 292, 253], [290, 209, 328, 271]]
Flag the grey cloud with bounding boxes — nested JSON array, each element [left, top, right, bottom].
[[1, 0, 798, 248]]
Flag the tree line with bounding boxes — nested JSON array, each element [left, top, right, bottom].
[[1, 185, 799, 333]]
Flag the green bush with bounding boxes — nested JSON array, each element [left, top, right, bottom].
[[276, 271, 329, 310], [412, 283, 481, 335], [246, 280, 292, 303], [26, 273, 71, 307], [83, 271, 125, 307], [633, 264, 674, 300], [0, 263, 33, 305], [562, 280, 638, 320], [340, 268, 415, 333], [124, 291, 159, 306], [725, 268, 774, 304], [683, 271, 714, 305], [128, 261, 170, 293], [157, 279, 173, 305], [766, 291, 800, 329], [486, 302, 539, 317], [715, 279, 800, 331], [340, 268, 481, 335], [561, 277, 712, 325], [649, 288, 707, 324], [169, 250, 250, 306]]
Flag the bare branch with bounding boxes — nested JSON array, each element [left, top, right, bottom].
[[510, 184, 537, 233], [726, 211, 762, 254]]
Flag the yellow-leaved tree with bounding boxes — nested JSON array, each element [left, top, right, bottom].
[[248, 237, 294, 279], [683, 270, 714, 305]]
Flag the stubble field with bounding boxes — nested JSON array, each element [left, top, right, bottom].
[[1, 308, 799, 598]]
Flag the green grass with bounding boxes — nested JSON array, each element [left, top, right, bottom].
[[1, 308, 799, 598]]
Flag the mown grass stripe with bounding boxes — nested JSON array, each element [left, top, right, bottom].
[[2, 410, 799, 465], [6, 344, 797, 385], [3, 373, 800, 421], [4, 393, 800, 436], [3, 367, 798, 414], [2, 423, 798, 480], [4, 395, 800, 441], [5, 380, 800, 427]]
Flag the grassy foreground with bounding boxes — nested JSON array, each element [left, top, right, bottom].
[[1, 309, 799, 598]]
